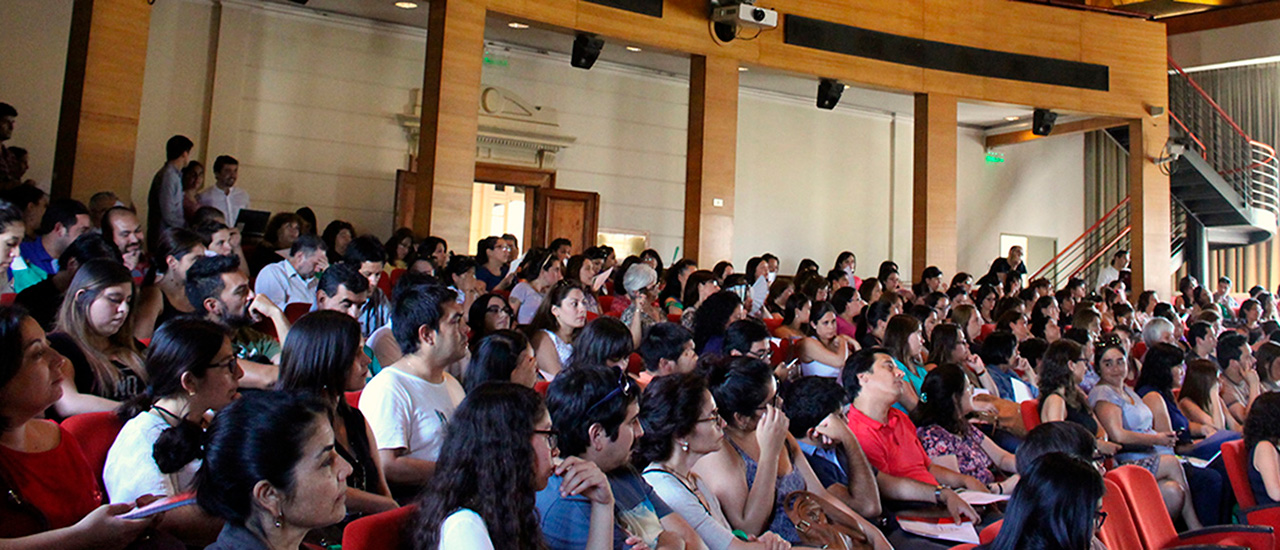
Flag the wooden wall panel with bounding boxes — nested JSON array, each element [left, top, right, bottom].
[[684, 55, 737, 266], [1128, 117, 1172, 297], [913, 93, 959, 278], [54, 0, 151, 203]]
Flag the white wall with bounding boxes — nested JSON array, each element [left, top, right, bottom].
[[956, 130, 1086, 277], [1169, 20, 1280, 70], [481, 53, 689, 258], [0, 0, 73, 189]]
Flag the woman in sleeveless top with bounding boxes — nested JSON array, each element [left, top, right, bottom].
[[135, 228, 207, 340], [528, 280, 589, 381], [276, 311, 397, 534], [796, 301, 856, 379], [1245, 393, 1280, 506], [1038, 339, 1121, 456], [693, 356, 889, 548]]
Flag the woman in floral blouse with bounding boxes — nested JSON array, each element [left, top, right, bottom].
[[913, 364, 1019, 494]]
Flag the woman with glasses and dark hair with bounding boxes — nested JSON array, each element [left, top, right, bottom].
[[410, 383, 596, 549], [1038, 339, 1120, 457], [105, 318, 241, 545], [636, 373, 791, 550], [693, 356, 888, 548], [975, 453, 1107, 550], [913, 364, 1019, 495], [1089, 335, 1202, 529], [474, 236, 516, 292], [467, 292, 513, 350], [276, 311, 397, 526]]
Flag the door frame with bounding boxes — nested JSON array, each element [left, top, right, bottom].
[[473, 163, 555, 253]]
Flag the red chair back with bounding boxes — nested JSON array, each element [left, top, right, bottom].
[[376, 273, 392, 297], [284, 302, 311, 324], [772, 338, 794, 367], [61, 411, 126, 491], [597, 295, 614, 312], [585, 311, 600, 322], [763, 317, 783, 334], [627, 352, 644, 375], [388, 268, 406, 289], [534, 381, 550, 395], [1020, 400, 1041, 431], [978, 519, 1001, 544], [1107, 465, 1178, 550], [1224, 439, 1258, 509], [1100, 478, 1145, 550], [344, 391, 362, 409], [342, 504, 417, 550], [948, 545, 977, 550]]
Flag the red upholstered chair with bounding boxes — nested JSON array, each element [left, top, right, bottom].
[[376, 273, 392, 297], [1222, 439, 1280, 544], [772, 338, 795, 367], [597, 295, 614, 312], [344, 391, 361, 409], [1020, 400, 1041, 431], [978, 519, 1002, 544], [61, 411, 126, 491], [948, 545, 977, 550], [534, 381, 550, 395], [585, 311, 600, 322], [1100, 478, 1144, 550], [284, 302, 311, 324], [1106, 465, 1274, 550], [342, 504, 417, 550], [627, 352, 644, 375]]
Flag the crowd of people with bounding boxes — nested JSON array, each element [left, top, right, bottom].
[[6, 123, 1280, 550]]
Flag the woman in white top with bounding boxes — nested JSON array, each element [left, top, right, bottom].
[[104, 317, 242, 546], [637, 372, 791, 550], [410, 383, 617, 550], [529, 280, 589, 381], [510, 248, 563, 325], [796, 301, 857, 379]]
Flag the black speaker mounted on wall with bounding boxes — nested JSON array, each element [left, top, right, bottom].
[[817, 78, 845, 110], [572, 33, 605, 70], [1032, 108, 1057, 136]]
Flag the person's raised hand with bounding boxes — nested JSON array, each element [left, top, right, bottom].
[[248, 294, 282, 321], [556, 456, 614, 506], [756, 405, 790, 456], [812, 412, 855, 447]]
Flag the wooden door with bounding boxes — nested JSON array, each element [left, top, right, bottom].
[[531, 188, 599, 253]]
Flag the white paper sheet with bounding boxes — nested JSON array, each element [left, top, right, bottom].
[[957, 491, 1011, 506], [897, 519, 980, 544]]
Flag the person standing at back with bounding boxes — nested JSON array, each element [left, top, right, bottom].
[[148, 135, 193, 250], [197, 155, 249, 227]]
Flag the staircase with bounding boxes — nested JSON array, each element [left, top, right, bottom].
[[1030, 59, 1280, 288]]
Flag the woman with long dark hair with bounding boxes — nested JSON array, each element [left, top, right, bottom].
[[321, 220, 354, 265], [528, 280, 589, 381], [883, 314, 926, 411], [976, 453, 1106, 550], [1244, 392, 1280, 505], [1037, 339, 1119, 456], [636, 373, 791, 550], [467, 293, 514, 350], [48, 259, 146, 418], [913, 365, 1018, 494], [564, 254, 602, 315], [510, 248, 564, 326], [474, 236, 515, 292], [465, 330, 537, 393], [660, 259, 698, 315], [383, 228, 415, 271], [1179, 359, 1240, 432], [680, 269, 720, 330], [773, 293, 810, 340], [565, 317, 634, 371], [411, 383, 616, 549], [796, 301, 855, 379], [105, 318, 239, 544], [196, 391, 353, 550], [135, 228, 207, 339], [692, 291, 745, 355], [276, 311, 396, 521]]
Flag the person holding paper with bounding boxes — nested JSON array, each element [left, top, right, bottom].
[[913, 365, 1019, 496]]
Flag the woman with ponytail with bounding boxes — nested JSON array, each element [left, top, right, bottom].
[[103, 317, 241, 545]]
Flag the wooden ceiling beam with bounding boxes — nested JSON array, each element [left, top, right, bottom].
[[985, 116, 1129, 148]]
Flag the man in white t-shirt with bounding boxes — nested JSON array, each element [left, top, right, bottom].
[[359, 282, 468, 500], [197, 155, 250, 226]]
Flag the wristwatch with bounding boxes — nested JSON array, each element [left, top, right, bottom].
[[934, 485, 947, 504]]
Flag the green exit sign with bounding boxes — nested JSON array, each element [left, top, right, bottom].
[[986, 152, 1005, 164], [483, 56, 509, 68]]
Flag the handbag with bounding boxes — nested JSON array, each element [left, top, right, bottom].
[[783, 490, 873, 550]]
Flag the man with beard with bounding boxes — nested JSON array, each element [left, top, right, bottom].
[[185, 254, 290, 388], [101, 206, 149, 277]]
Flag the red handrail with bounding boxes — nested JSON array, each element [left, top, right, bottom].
[[1169, 57, 1253, 142], [1167, 110, 1208, 156], [1069, 226, 1132, 280], [1029, 197, 1130, 281]]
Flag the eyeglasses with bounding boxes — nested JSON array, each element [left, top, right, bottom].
[[696, 409, 721, 423], [534, 429, 559, 450], [486, 305, 514, 316], [1095, 511, 1108, 528], [747, 347, 771, 360], [211, 356, 238, 373], [755, 393, 781, 412], [585, 370, 640, 416]]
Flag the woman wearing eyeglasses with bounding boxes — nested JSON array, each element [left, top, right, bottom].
[[636, 372, 791, 550], [105, 317, 242, 545], [411, 382, 616, 550], [976, 452, 1107, 550], [467, 293, 514, 351], [1038, 339, 1121, 458]]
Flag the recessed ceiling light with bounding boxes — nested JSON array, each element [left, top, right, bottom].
[[508, 22, 529, 29], [1005, 116, 1021, 121], [739, 67, 749, 71], [394, 1, 418, 8], [626, 46, 642, 52]]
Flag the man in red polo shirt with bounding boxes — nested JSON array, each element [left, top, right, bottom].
[[843, 347, 986, 521]]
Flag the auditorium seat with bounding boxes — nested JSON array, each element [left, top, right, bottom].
[[1100, 478, 1144, 550], [978, 519, 1001, 544], [284, 302, 311, 323], [343, 504, 417, 550], [344, 391, 361, 409], [1222, 439, 1280, 544], [764, 317, 783, 334], [1107, 465, 1274, 550], [388, 268, 406, 289], [1020, 400, 1041, 431], [61, 411, 126, 492]]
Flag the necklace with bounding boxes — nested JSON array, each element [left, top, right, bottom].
[[151, 404, 185, 427], [648, 464, 713, 516]]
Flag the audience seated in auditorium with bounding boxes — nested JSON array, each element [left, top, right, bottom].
[[680, 269, 720, 330], [192, 220, 248, 271], [539, 366, 704, 550], [313, 262, 369, 320], [975, 452, 1104, 550], [343, 235, 392, 337], [105, 318, 238, 545], [637, 322, 698, 386], [254, 233, 327, 307], [277, 311, 397, 523], [780, 376, 881, 518], [979, 331, 1038, 402], [511, 248, 563, 325], [196, 155, 248, 226], [621, 263, 663, 348], [464, 330, 538, 393], [1218, 331, 1261, 427], [913, 365, 1019, 495], [360, 283, 466, 501], [134, 228, 206, 339], [196, 391, 352, 550], [659, 259, 697, 315], [694, 356, 889, 548], [185, 254, 286, 388], [474, 235, 516, 292], [1038, 339, 1120, 456], [249, 212, 303, 275], [18, 198, 90, 286], [528, 280, 589, 381], [636, 372, 793, 550], [797, 301, 856, 380], [47, 259, 146, 419], [1245, 392, 1280, 506], [0, 305, 162, 547], [17, 233, 118, 332], [693, 291, 745, 355], [413, 383, 603, 549], [101, 206, 148, 276]]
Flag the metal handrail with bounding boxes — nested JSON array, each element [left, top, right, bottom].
[[1029, 196, 1130, 281], [1069, 227, 1132, 281]]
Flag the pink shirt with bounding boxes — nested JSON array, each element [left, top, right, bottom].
[[835, 316, 858, 339]]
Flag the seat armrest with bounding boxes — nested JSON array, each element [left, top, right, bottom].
[[1169, 525, 1275, 550]]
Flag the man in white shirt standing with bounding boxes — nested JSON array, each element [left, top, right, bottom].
[[197, 155, 249, 226], [1096, 249, 1128, 293], [254, 233, 327, 306], [360, 282, 467, 500]]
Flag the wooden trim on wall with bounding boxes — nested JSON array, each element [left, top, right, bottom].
[[1165, 2, 1280, 35], [474, 162, 556, 188]]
